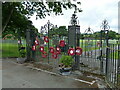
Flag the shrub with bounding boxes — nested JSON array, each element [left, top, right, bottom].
[[60, 55, 74, 67], [19, 47, 26, 58]]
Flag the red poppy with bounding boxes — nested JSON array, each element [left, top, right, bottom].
[[32, 45, 36, 51], [76, 47, 83, 55], [39, 46, 44, 52], [56, 47, 61, 54], [68, 48, 75, 56], [44, 36, 49, 43], [59, 40, 65, 47], [35, 40, 39, 45], [49, 47, 54, 53]]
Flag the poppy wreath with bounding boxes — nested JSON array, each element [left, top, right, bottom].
[[68, 48, 75, 56], [39, 46, 44, 52], [42, 51, 47, 58], [59, 40, 65, 47], [56, 47, 61, 54], [34, 40, 39, 45], [44, 36, 49, 43], [52, 52, 58, 59], [76, 47, 83, 55], [32, 45, 36, 51], [49, 47, 54, 53]]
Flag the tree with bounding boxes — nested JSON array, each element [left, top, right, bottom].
[[108, 30, 117, 39], [80, 30, 119, 40], [2, 1, 82, 36], [92, 30, 118, 39], [49, 26, 68, 38], [2, 2, 38, 38]]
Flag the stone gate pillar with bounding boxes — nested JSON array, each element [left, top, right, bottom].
[[26, 29, 31, 61], [68, 13, 80, 70]]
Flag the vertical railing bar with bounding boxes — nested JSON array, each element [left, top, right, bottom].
[[95, 39, 96, 59], [109, 44, 112, 83], [91, 39, 93, 59], [82, 39, 83, 57], [114, 44, 117, 87], [111, 44, 114, 83], [113, 44, 115, 86]]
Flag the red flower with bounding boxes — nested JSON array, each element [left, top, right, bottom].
[[32, 45, 36, 51], [68, 48, 75, 56], [39, 46, 44, 52], [49, 47, 54, 53], [59, 40, 65, 47], [76, 47, 82, 55], [44, 36, 49, 43]]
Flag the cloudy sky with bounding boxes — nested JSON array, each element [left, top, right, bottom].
[[30, 0, 119, 33]]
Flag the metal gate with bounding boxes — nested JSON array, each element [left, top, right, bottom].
[[26, 19, 120, 88], [79, 27, 102, 74], [34, 20, 68, 73], [78, 20, 120, 88], [105, 42, 120, 88]]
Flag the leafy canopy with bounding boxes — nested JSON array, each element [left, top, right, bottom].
[[2, 1, 82, 38]]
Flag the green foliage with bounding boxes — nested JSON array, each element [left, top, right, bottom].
[[2, 2, 38, 38], [60, 55, 74, 67], [49, 26, 68, 38], [19, 48, 26, 58], [2, 1, 82, 38], [81, 30, 119, 40]]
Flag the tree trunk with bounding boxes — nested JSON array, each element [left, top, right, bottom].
[[2, 7, 14, 32]]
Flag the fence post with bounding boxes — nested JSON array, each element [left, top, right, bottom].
[[48, 21, 50, 64], [105, 30, 109, 77], [100, 30, 103, 74], [30, 30, 36, 61], [100, 20, 110, 75]]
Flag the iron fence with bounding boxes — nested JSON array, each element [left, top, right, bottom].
[[105, 43, 120, 88]]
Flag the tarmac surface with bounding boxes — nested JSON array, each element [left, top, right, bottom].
[[2, 58, 106, 88]]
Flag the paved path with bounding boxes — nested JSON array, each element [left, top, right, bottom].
[[2, 58, 99, 88]]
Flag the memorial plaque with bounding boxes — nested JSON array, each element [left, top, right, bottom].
[[68, 25, 80, 46]]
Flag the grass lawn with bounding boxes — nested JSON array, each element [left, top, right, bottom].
[[1, 39, 27, 58], [1, 43, 19, 58]]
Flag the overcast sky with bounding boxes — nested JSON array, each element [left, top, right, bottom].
[[30, 0, 119, 33]]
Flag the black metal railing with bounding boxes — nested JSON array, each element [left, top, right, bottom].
[[105, 43, 120, 88]]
